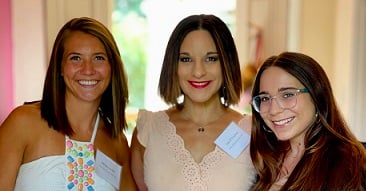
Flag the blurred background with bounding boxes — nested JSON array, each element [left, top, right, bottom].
[[0, 0, 365, 142]]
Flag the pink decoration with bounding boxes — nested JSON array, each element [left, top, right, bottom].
[[78, 170, 84, 177], [88, 144, 94, 151], [66, 140, 73, 148]]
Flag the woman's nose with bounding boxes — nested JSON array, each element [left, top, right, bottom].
[[192, 61, 206, 78], [80, 60, 96, 75], [268, 98, 284, 114]]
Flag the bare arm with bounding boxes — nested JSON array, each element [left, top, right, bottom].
[[0, 106, 30, 190], [130, 128, 148, 191], [117, 133, 138, 191]]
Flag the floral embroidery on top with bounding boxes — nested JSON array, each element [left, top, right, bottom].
[[157, 111, 225, 191], [65, 113, 99, 191]]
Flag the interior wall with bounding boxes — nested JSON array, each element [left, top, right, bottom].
[[46, 0, 113, 58], [236, 0, 288, 66], [0, 0, 14, 124], [331, 0, 365, 141], [299, 0, 336, 81], [12, 0, 47, 108], [347, 0, 366, 141], [235, 0, 249, 66]]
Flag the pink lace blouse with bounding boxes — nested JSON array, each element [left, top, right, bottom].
[[136, 109, 256, 191]]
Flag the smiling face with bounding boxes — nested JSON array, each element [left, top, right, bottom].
[[177, 29, 223, 105], [61, 31, 111, 103], [259, 66, 316, 143]]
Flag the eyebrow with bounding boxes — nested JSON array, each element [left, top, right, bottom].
[[278, 87, 297, 91], [206, 51, 218, 55], [258, 87, 298, 95], [179, 52, 190, 56], [179, 51, 218, 56], [65, 52, 81, 55], [93, 52, 108, 56], [64, 51, 107, 56]]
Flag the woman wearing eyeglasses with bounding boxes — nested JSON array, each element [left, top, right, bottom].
[[249, 52, 366, 191]]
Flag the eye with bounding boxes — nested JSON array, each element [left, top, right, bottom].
[[69, 55, 81, 61], [205, 56, 218, 62], [281, 90, 297, 99], [179, 56, 192, 63], [95, 55, 106, 61], [260, 95, 271, 103]]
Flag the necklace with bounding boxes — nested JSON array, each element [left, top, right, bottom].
[[190, 113, 226, 133], [180, 106, 227, 133], [66, 113, 99, 190], [194, 120, 218, 133]]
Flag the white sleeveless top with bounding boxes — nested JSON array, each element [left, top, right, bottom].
[[14, 113, 116, 191]]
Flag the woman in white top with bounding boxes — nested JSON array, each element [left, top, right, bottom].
[[0, 17, 137, 191]]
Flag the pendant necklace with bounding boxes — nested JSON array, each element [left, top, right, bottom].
[[198, 127, 205, 132], [192, 113, 225, 133], [182, 108, 226, 133], [195, 120, 217, 133]]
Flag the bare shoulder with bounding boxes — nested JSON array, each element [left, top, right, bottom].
[[0, 102, 44, 174], [227, 108, 251, 122], [0, 103, 42, 133], [228, 108, 252, 133], [0, 103, 45, 150]]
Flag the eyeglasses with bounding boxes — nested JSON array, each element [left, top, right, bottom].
[[251, 87, 309, 113]]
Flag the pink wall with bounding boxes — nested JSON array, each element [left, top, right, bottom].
[[0, 0, 14, 124]]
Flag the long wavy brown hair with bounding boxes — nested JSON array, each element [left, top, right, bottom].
[[250, 52, 366, 190]]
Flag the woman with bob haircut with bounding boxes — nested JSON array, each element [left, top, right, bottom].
[[131, 14, 256, 191]]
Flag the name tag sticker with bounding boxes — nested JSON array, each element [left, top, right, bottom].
[[214, 122, 250, 159], [95, 149, 122, 189]]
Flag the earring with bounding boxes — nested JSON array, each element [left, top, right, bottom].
[[314, 112, 321, 123], [220, 86, 229, 107], [177, 94, 184, 104]]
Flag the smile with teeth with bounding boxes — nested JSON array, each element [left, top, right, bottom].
[[273, 117, 294, 125], [78, 80, 98, 86], [189, 81, 210, 88]]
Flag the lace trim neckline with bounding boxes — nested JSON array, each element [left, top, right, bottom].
[[158, 111, 225, 190]]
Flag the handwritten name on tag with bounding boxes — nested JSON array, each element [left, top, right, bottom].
[[214, 122, 250, 159], [95, 149, 122, 189]]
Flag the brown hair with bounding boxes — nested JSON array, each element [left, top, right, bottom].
[[158, 14, 242, 108], [41, 17, 129, 137], [250, 52, 366, 190]]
